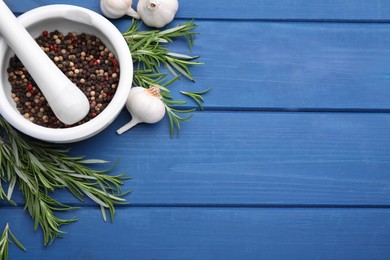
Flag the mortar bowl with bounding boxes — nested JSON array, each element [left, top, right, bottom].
[[0, 4, 132, 143]]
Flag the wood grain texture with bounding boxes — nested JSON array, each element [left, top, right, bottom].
[[3, 111, 390, 206], [5, 0, 390, 21], [2, 207, 390, 259], [114, 20, 390, 111]]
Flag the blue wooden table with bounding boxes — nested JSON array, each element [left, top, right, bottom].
[[2, 0, 390, 259]]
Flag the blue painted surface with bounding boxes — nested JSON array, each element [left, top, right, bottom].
[[1, 0, 390, 259]]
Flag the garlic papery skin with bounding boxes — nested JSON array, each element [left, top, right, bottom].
[[137, 0, 179, 28], [100, 0, 140, 19], [117, 86, 166, 135]]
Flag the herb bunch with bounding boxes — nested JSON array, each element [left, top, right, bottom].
[[0, 116, 129, 247], [122, 20, 210, 137]]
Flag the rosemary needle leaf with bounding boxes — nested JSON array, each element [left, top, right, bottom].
[[101, 206, 108, 223], [163, 99, 187, 105], [161, 75, 181, 88], [0, 223, 26, 260], [12, 165, 36, 193], [166, 111, 176, 139], [27, 152, 47, 172], [78, 159, 110, 164], [84, 190, 110, 208], [165, 63, 179, 78], [6, 175, 16, 201], [68, 174, 97, 180], [166, 52, 199, 60], [8, 229, 26, 252]]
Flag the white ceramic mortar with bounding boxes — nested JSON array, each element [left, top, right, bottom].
[[0, 4, 133, 143]]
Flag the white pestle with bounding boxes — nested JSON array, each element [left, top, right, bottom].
[[0, 1, 89, 125]]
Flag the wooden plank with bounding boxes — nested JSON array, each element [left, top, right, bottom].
[[125, 20, 390, 111], [3, 111, 390, 206], [2, 207, 390, 259], [6, 0, 390, 21]]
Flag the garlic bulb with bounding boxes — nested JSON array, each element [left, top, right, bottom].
[[137, 0, 179, 28], [100, 0, 140, 19], [117, 86, 166, 135]]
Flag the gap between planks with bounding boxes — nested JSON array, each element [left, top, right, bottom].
[[3, 203, 390, 209]]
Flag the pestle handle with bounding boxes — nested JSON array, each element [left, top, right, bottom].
[[0, 1, 90, 125]]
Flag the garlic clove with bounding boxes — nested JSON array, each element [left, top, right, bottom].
[[117, 86, 166, 135], [137, 0, 179, 28], [100, 0, 140, 19]]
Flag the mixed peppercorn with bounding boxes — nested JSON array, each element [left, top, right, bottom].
[[7, 30, 120, 128]]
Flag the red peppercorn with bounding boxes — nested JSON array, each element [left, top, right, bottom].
[[49, 44, 55, 51], [27, 83, 33, 91], [42, 31, 49, 37], [113, 60, 119, 67]]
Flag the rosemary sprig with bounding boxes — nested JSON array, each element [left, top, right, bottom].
[[122, 19, 198, 48], [164, 105, 195, 138], [0, 116, 129, 245], [181, 88, 211, 111], [123, 20, 202, 81], [0, 223, 26, 260]]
